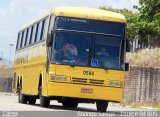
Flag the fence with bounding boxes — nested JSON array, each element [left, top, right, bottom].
[[0, 77, 13, 92], [0, 68, 13, 92], [123, 67, 160, 106], [130, 40, 152, 52], [130, 39, 160, 52]]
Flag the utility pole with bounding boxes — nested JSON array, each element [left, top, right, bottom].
[[7, 44, 14, 92], [0, 51, 2, 61], [9, 44, 14, 68]]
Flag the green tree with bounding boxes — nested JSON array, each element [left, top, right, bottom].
[[134, 0, 160, 21], [100, 2, 160, 44], [134, 0, 160, 43]]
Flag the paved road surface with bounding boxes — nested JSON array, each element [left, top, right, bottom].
[[0, 93, 159, 117]]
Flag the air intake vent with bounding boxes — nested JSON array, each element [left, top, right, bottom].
[[90, 79, 104, 85], [72, 78, 104, 86], [72, 78, 87, 83]]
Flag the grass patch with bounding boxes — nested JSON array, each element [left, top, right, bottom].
[[127, 48, 160, 67]]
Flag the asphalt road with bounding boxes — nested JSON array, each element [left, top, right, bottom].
[[0, 93, 159, 117]]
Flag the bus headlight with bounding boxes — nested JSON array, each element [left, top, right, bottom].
[[55, 77, 67, 81], [107, 81, 121, 87], [50, 76, 68, 82], [50, 76, 55, 81]]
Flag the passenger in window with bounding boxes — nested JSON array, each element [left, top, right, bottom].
[[96, 47, 109, 56], [57, 42, 78, 62], [69, 43, 78, 56], [63, 42, 72, 58]]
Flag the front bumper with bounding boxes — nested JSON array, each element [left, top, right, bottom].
[[47, 81, 123, 102]]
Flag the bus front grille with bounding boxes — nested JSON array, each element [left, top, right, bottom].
[[89, 79, 104, 85], [72, 78, 87, 83], [72, 78, 104, 86]]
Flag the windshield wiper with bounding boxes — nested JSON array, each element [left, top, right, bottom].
[[70, 57, 81, 67], [104, 67, 109, 71]]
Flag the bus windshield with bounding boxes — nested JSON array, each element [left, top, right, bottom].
[[92, 35, 122, 70], [51, 16, 125, 70], [51, 32, 90, 67], [51, 32, 124, 70]]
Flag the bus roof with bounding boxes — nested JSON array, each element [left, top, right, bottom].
[[20, 7, 126, 31], [53, 7, 126, 23]]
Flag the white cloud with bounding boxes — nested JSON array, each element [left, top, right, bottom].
[[0, 9, 5, 16], [0, 0, 138, 60]]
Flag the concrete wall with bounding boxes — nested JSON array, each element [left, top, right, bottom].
[[0, 77, 13, 92], [123, 67, 160, 106], [0, 68, 13, 92]]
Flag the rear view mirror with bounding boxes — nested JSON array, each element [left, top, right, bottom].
[[126, 39, 131, 52], [46, 31, 54, 47], [125, 63, 129, 71]]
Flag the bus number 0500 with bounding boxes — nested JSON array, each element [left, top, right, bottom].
[[83, 71, 94, 76]]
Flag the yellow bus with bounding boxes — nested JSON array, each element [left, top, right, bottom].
[[13, 7, 130, 112]]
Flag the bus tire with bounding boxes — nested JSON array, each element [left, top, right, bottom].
[[40, 95, 50, 107], [39, 86, 50, 107], [28, 97, 36, 105], [18, 84, 28, 104], [62, 102, 78, 108], [96, 100, 108, 112]]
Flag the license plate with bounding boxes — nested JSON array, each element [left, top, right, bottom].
[[81, 88, 93, 93]]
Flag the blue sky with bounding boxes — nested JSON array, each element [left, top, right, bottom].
[[0, 0, 139, 61], [0, 0, 11, 7]]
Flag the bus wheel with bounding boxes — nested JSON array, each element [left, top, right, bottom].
[[96, 100, 108, 112], [28, 97, 36, 105], [62, 102, 78, 108], [39, 86, 50, 107], [18, 84, 28, 104]]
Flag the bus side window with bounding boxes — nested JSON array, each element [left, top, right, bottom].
[[29, 25, 34, 44], [20, 31, 24, 48], [34, 23, 39, 43], [31, 25, 37, 44], [22, 30, 26, 48], [27, 27, 31, 46], [49, 16, 55, 31], [18, 32, 22, 49], [16, 33, 20, 49], [44, 18, 49, 40], [24, 28, 29, 46], [36, 21, 42, 42], [40, 19, 45, 41], [40, 17, 49, 41]]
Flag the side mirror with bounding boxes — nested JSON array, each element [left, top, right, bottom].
[[46, 31, 54, 47], [126, 39, 131, 52], [125, 63, 129, 71]]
